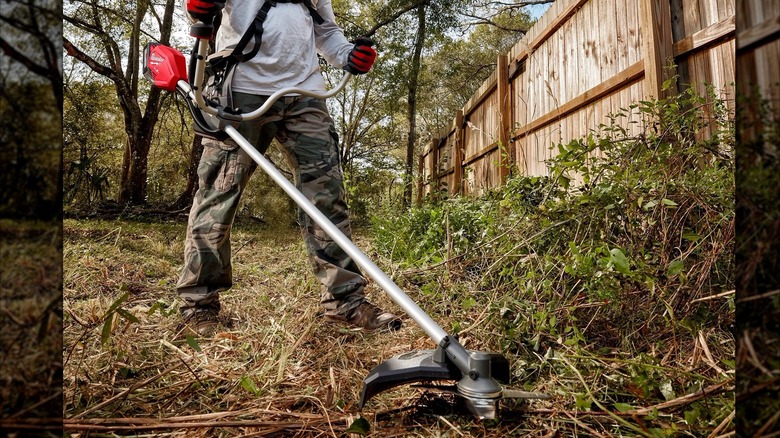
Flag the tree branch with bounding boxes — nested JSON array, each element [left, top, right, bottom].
[[362, 0, 430, 38], [460, 12, 530, 33], [0, 36, 50, 78], [62, 37, 119, 82]]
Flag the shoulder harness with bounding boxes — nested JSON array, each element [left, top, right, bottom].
[[201, 0, 325, 109]]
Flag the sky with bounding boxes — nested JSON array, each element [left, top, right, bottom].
[[528, 3, 553, 20]]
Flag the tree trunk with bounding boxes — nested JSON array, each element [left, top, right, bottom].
[[119, 128, 153, 205], [403, 4, 426, 210]]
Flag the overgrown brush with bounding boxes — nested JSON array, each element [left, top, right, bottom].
[[373, 84, 735, 435], [735, 85, 780, 434]]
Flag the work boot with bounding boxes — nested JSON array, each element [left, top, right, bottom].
[[179, 307, 219, 337], [327, 301, 402, 332]]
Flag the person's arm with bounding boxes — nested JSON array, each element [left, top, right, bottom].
[[313, 0, 356, 69]]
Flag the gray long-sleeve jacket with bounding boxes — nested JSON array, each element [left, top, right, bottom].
[[184, 0, 353, 95]]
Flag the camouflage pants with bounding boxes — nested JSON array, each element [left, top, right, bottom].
[[176, 94, 366, 316]]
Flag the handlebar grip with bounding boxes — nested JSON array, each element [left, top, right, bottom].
[[354, 36, 374, 47], [190, 22, 214, 39]]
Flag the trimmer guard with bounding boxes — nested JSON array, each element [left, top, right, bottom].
[[360, 348, 510, 408]]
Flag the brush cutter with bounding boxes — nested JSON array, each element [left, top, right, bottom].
[[143, 20, 549, 420]]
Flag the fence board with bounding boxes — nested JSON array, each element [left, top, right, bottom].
[[735, 0, 780, 144]]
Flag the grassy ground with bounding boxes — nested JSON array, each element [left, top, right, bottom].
[[62, 218, 734, 437], [0, 219, 63, 434]]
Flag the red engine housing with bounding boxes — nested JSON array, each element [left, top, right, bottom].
[[143, 43, 187, 92]]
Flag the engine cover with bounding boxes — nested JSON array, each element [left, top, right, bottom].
[[143, 43, 187, 92]]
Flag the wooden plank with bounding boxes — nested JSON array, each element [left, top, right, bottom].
[[453, 110, 465, 195], [510, 0, 589, 67], [640, 0, 674, 98], [582, 0, 597, 91], [626, 0, 641, 65], [496, 54, 512, 184], [462, 73, 497, 115], [673, 14, 736, 57], [699, 0, 713, 30], [575, 0, 587, 96], [513, 61, 645, 141], [464, 142, 499, 166], [737, 12, 780, 51], [615, 0, 628, 74], [559, 13, 570, 103], [669, 0, 690, 91], [596, 0, 608, 82], [416, 152, 424, 205], [571, 0, 582, 98], [736, 0, 749, 33], [541, 35, 551, 116], [719, 0, 733, 22], [514, 136, 526, 176], [435, 119, 457, 143], [670, 0, 686, 42]]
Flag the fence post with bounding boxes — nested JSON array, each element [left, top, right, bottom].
[[496, 54, 512, 184], [453, 110, 465, 195], [429, 138, 439, 199], [417, 151, 424, 206], [640, 0, 675, 99]]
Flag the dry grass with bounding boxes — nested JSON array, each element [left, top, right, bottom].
[[736, 294, 780, 436], [0, 219, 63, 433], [62, 218, 734, 437]]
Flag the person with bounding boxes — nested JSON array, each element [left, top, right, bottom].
[[177, 0, 402, 337]]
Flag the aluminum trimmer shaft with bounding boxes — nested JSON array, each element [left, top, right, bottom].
[[224, 122, 449, 340]]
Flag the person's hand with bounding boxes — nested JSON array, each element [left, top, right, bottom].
[[345, 37, 377, 75], [186, 0, 222, 20]]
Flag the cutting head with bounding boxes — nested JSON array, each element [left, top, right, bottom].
[[454, 352, 504, 419], [359, 348, 550, 420]]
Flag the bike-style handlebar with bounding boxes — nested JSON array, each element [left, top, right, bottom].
[[179, 25, 352, 124]]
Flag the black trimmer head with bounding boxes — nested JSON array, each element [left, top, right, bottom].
[[360, 339, 550, 419]]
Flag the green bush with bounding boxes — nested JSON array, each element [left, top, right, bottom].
[[372, 196, 500, 266]]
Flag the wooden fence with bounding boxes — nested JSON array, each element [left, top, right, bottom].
[[419, 0, 737, 200], [736, 0, 780, 141]]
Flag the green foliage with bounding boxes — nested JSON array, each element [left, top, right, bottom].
[[345, 417, 371, 435], [372, 195, 499, 266], [100, 290, 139, 346], [540, 83, 734, 304], [63, 82, 125, 208], [0, 81, 61, 218], [736, 84, 780, 294]]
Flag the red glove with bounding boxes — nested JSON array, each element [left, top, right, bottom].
[[187, 0, 222, 20], [345, 37, 377, 75]]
